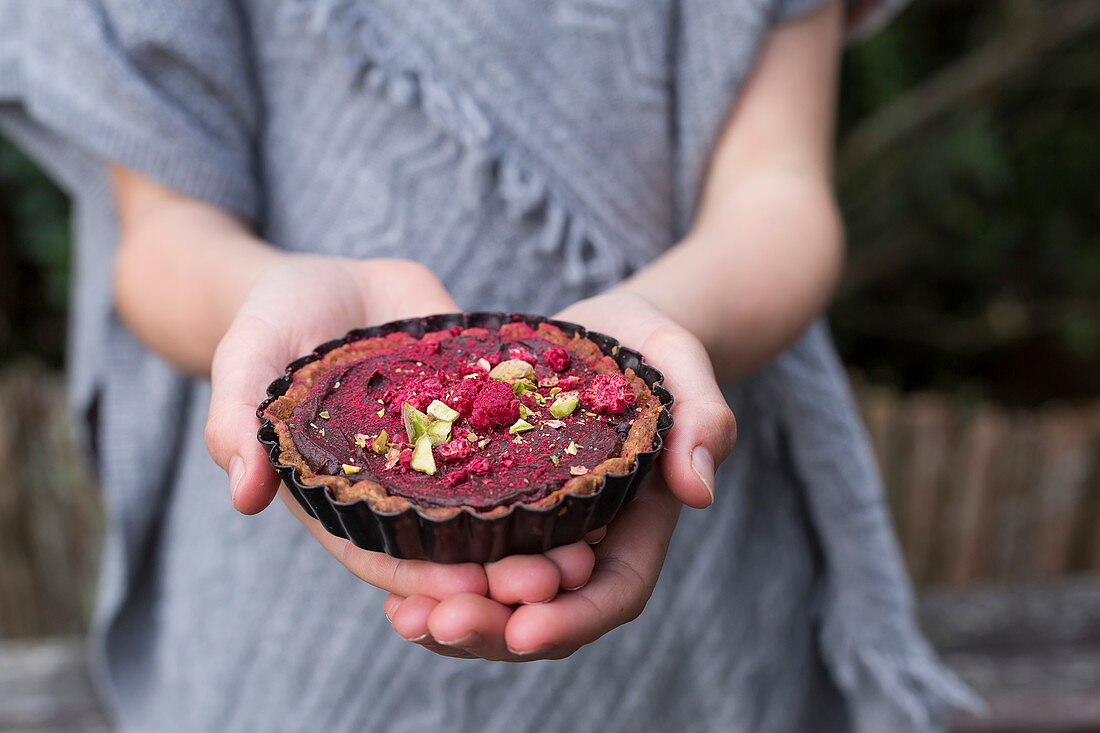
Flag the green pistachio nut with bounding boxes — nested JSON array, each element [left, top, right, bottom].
[[410, 435, 436, 475], [402, 403, 430, 442], [426, 399, 460, 423]]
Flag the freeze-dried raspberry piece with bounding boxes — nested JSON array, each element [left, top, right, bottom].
[[398, 448, 414, 469], [441, 469, 469, 487], [384, 375, 444, 412], [557, 375, 582, 391], [437, 440, 473, 462], [466, 455, 492, 475], [444, 376, 484, 417], [544, 346, 570, 372], [580, 374, 636, 415], [508, 347, 538, 365], [468, 380, 520, 431]]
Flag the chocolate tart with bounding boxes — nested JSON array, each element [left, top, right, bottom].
[[257, 312, 673, 563]]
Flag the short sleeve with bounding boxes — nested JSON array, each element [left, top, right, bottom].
[[0, 0, 260, 221], [774, 0, 913, 40]]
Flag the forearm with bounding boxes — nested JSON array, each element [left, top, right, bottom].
[[111, 166, 286, 376], [617, 171, 843, 381]]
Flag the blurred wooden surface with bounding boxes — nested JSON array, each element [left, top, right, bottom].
[[0, 363, 102, 639], [921, 578, 1100, 732], [0, 639, 108, 732], [854, 381, 1100, 588]]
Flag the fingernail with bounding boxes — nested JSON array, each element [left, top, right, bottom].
[[229, 455, 245, 504], [384, 599, 404, 625], [507, 644, 550, 657], [438, 632, 482, 648], [562, 582, 587, 592], [691, 445, 715, 505], [409, 633, 433, 643], [522, 593, 557, 606]]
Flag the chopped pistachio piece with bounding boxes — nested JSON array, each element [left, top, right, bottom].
[[466, 433, 479, 443], [543, 419, 565, 429], [371, 430, 389, 454], [508, 418, 535, 434], [342, 463, 361, 475], [402, 403, 430, 442], [319, 427, 326, 437], [586, 412, 599, 418], [477, 438, 491, 449], [319, 410, 330, 419], [518, 404, 532, 419], [549, 386, 562, 396], [384, 445, 401, 470], [550, 455, 559, 466], [512, 435, 524, 444], [353, 433, 369, 448], [549, 393, 579, 418], [376, 408, 385, 417], [569, 465, 589, 476], [426, 399, 460, 422], [426, 420, 453, 446], [334, 381, 340, 389], [565, 441, 579, 456], [477, 357, 492, 371], [410, 435, 436, 475], [489, 358, 535, 382]]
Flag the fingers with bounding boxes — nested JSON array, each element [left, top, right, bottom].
[[483, 542, 595, 605], [484, 555, 561, 606], [642, 325, 737, 509], [545, 542, 596, 591], [504, 480, 680, 656], [427, 593, 515, 660], [206, 311, 289, 514], [279, 487, 489, 598]]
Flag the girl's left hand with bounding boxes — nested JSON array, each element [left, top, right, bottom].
[[384, 291, 737, 660]]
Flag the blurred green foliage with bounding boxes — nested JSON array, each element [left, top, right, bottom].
[[0, 139, 70, 366], [0, 0, 1097, 404], [833, 0, 1100, 404]]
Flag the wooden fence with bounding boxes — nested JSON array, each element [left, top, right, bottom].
[[0, 363, 101, 639], [855, 382, 1100, 589], [2, 363, 1100, 638]]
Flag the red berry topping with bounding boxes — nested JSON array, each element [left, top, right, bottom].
[[444, 376, 484, 417], [557, 375, 581, 391], [545, 346, 571, 372], [384, 375, 444, 412], [437, 440, 473, 462], [467, 380, 520, 431], [508, 347, 538, 365], [580, 374, 636, 415], [466, 455, 492, 475]]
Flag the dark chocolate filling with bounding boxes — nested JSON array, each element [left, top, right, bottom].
[[287, 331, 637, 510]]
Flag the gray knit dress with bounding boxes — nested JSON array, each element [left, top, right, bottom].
[[0, 1, 977, 730]]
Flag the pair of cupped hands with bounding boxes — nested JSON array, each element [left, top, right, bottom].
[[205, 257, 736, 661]]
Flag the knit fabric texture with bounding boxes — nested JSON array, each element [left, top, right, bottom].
[[0, 1, 976, 730]]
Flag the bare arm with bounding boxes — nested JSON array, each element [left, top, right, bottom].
[[111, 166, 283, 376], [618, 0, 845, 381]]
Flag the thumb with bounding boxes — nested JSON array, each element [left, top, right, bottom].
[[644, 327, 737, 509], [205, 311, 286, 514]]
